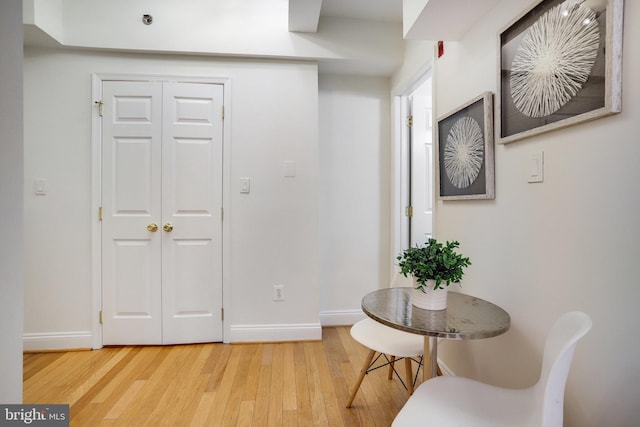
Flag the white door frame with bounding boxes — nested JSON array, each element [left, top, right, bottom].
[[391, 64, 435, 278], [90, 73, 232, 349]]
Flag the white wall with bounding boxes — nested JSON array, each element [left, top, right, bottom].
[[23, 48, 320, 346], [420, 1, 640, 425], [0, 0, 24, 403], [318, 74, 392, 325], [26, 0, 63, 40], [391, 40, 435, 93]]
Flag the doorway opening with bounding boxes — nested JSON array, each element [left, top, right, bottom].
[[393, 70, 434, 268]]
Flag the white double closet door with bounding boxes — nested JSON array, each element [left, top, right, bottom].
[[101, 80, 223, 345]]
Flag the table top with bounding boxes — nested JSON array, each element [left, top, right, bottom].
[[362, 287, 510, 340]]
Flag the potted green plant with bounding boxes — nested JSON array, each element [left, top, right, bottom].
[[396, 238, 471, 310]]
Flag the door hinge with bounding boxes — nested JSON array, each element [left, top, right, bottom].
[[221, 308, 224, 321], [406, 206, 413, 217], [99, 310, 103, 324], [98, 206, 103, 221], [221, 106, 225, 120], [221, 207, 224, 221], [407, 115, 413, 127], [95, 100, 104, 117]]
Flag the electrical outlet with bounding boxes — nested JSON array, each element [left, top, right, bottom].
[[273, 284, 285, 302]]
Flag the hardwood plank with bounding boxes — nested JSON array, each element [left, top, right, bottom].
[[251, 364, 272, 425], [72, 348, 150, 426], [189, 391, 216, 427], [174, 373, 211, 427], [321, 327, 350, 379], [267, 342, 284, 426], [145, 344, 212, 427], [219, 344, 257, 426], [110, 345, 184, 426], [303, 342, 330, 426], [283, 409, 298, 426], [294, 361, 313, 427], [310, 340, 344, 427], [66, 349, 130, 406], [103, 379, 147, 420], [235, 400, 255, 427], [204, 343, 232, 392], [22, 327, 409, 427], [282, 343, 297, 411], [241, 343, 263, 402], [89, 347, 152, 404], [23, 352, 65, 381], [205, 344, 243, 426], [322, 326, 364, 427]]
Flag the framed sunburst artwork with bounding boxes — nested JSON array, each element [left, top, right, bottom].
[[498, 0, 624, 144], [436, 92, 494, 200]]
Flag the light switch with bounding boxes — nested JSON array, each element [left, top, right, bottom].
[[35, 179, 48, 195], [283, 161, 296, 178], [528, 152, 544, 183], [240, 177, 250, 194], [529, 158, 539, 176]]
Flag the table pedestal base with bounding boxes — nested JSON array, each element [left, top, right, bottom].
[[423, 336, 438, 381]]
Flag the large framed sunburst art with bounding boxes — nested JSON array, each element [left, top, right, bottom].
[[436, 92, 495, 200], [498, 0, 623, 144]]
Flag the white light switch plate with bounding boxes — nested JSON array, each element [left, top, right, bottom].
[[240, 177, 250, 193], [283, 161, 296, 178], [528, 152, 544, 183], [35, 179, 48, 195]]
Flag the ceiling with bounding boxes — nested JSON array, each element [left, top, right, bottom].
[[301, 0, 501, 40], [26, 0, 499, 76], [320, 0, 402, 23]]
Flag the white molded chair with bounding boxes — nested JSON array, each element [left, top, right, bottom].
[[392, 311, 592, 427], [346, 317, 424, 408]]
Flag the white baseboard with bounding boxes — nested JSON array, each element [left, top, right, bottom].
[[319, 309, 366, 326], [23, 331, 93, 351], [437, 358, 454, 376], [229, 323, 322, 343]]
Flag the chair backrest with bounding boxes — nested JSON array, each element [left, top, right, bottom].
[[534, 311, 592, 427]]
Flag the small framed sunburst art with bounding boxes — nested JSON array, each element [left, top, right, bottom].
[[436, 92, 495, 201], [498, 0, 624, 144]]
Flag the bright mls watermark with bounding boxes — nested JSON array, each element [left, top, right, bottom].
[[1, 405, 69, 426]]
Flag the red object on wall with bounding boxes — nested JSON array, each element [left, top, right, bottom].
[[437, 41, 444, 58]]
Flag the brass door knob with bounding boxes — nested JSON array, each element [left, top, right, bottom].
[[163, 222, 173, 232], [147, 223, 159, 232]]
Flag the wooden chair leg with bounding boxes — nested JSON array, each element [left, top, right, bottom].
[[388, 355, 396, 379], [346, 349, 376, 408], [404, 357, 414, 396]]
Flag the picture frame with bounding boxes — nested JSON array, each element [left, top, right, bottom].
[[436, 92, 494, 200], [498, 0, 623, 144]]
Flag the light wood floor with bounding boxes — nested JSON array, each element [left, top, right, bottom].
[[24, 326, 422, 426]]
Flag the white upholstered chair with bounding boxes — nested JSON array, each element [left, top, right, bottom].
[[392, 311, 592, 427], [346, 317, 424, 408]]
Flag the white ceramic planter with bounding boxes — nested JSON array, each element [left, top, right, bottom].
[[412, 279, 448, 310]]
